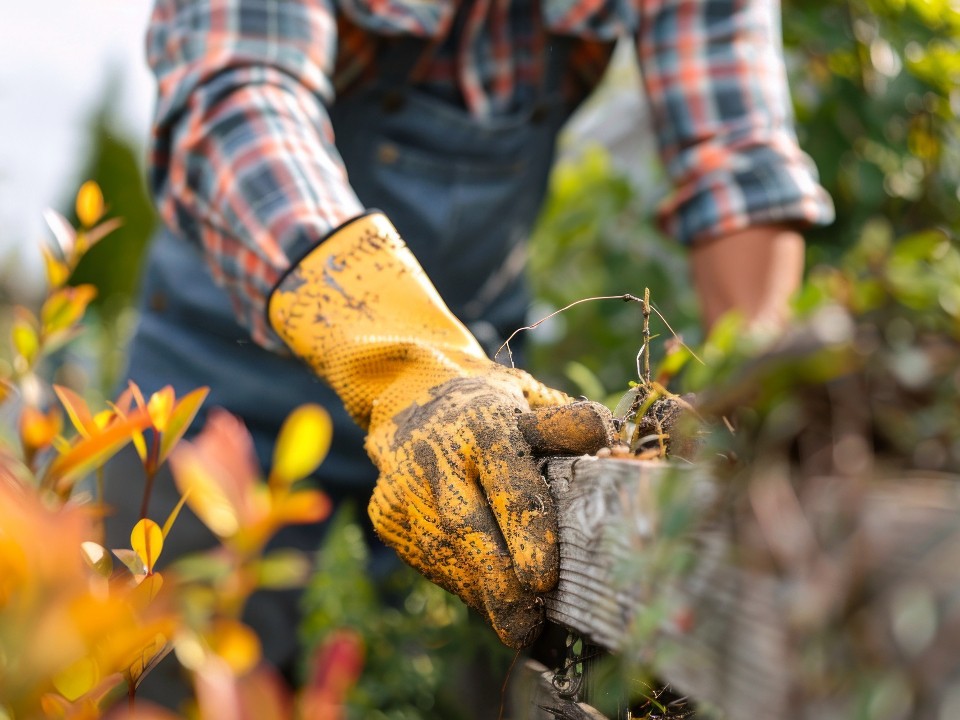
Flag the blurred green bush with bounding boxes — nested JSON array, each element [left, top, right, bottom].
[[526, 0, 960, 401]]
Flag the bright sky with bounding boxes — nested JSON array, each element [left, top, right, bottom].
[[0, 0, 154, 294]]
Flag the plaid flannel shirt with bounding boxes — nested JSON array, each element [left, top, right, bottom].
[[147, 0, 834, 347]]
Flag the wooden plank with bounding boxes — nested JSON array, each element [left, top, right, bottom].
[[544, 456, 960, 718]]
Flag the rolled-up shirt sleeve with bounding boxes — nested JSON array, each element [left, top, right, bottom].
[[147, 0, 364, 348], [637, 0, 834, 245]]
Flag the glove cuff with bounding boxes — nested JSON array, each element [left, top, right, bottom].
[[267, 211, 486, 427]]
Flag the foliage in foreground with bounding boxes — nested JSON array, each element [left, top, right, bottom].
[[0, 185, 346, 719], [600, 227, 960, 719]]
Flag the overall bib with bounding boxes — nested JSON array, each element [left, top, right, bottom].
[[112, 30, 578, 675]]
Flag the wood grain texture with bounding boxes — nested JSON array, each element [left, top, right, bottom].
[[544, 456, 960, 719]]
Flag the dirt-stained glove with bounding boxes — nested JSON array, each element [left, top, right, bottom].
[[268, 212, 615, 647]]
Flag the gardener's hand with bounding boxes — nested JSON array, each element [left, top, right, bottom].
[[268, 213, 615, 647], [368, 374, 616, 647]]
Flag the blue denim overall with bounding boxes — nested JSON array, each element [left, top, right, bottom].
[[110, 34, 577, 678]]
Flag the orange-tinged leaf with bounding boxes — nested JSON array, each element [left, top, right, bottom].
[[232, 665, 293, 720], [40, 693, 72, 718], [131, 518, 163, 574], [103, 701, 181, 720], [44, 407, 152, 493], [271, 404, 332, 488], [84, 217, 123, 248], [207, 620, 261, 675], [53, 657, 100, 701], [126, 380, 147, 411], [158, 386, 209, 464], [272, 489, 331, 526], [20, 405, 62, 451], [0, 377, 17, 405], [54, 385, 97, 439], [41, 244, 71, 288], [43, 207, 76, 258], [169, 445, 239, 538], [147, 386, 175, 433], [168, 409, 261, 536], [108, 399, 148, 462], [76, 181, 104, 228]]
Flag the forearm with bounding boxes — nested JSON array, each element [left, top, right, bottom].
[[147, 0, 363, 347], [636, 0, 834, 245], [690, 224, 805, 332]]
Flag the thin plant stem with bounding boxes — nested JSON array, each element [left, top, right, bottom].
[[643, 287, 652, 384], [139, 436, 161, 519], [95, 465, 106, 544]]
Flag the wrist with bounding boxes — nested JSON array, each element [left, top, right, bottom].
[[691, 224, 805, 333]]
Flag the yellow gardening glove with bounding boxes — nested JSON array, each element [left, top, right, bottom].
[[268, 212, 615, 647]]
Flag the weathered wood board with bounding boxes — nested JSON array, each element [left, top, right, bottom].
[[544, 456, 960, 719]]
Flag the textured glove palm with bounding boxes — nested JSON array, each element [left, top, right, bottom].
[[268, 213, 613, 647]]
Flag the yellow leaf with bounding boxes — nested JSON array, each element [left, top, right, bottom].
[[41, 245, 71, 288], [161, 490, 191, 539], [270, 404, 332, 487], [126, 633, 172, 690], [130, 518, 163, 574], [148, 386, 175, 433], [52, 657, 99, 701], [41, 285, 97, 336], [207, 620, 261, 675], [158, 386, 209, 464], [93, 409, 114, 430], [12, 312, 39, 367], [76, 181, 104, 228], [54, 385, 97, 439], [132, 572, 164, 607]]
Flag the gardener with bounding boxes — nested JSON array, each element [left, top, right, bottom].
[[109, 0, 833, 692]]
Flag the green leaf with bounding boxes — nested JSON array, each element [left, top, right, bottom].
[[254, 550, 312, 590]]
